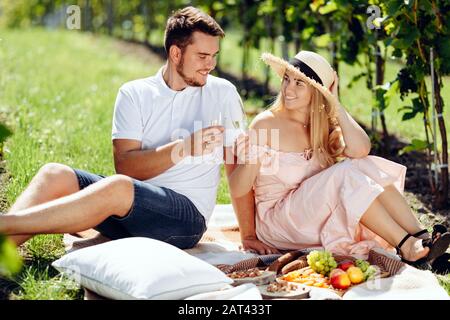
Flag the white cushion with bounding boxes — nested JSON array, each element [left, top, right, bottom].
[[52, 237, 232, 300]]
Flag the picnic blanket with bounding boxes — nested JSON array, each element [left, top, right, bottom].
[[63, 204, 449, 300]]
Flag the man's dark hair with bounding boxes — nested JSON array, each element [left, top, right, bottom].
[[164, 6, 225, 55]]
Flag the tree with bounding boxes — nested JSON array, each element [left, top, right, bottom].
[[385, 0, 449, 208]]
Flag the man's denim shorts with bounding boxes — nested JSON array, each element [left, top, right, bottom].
[[71, 168, 207, 249]]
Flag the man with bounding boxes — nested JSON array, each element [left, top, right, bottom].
[[0, 7, 278, 254]]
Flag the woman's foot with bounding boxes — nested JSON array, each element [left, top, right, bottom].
[[395, 232, 431, 269], [415, 229, 443, 242], [397, 227, 450, 270], [415, 225, 450, 262], [399, 236, 430, 262]]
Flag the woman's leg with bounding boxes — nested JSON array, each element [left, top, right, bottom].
[[377, 185, 427, 237], [359, 197, 429, 262]]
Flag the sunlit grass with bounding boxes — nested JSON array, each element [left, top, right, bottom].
[[10, 265, 82, 300], [436, 274, 450, 295], [0, 27, 161, 299]]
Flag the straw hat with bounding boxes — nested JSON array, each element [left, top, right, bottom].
[[261, 51, 341, 119]]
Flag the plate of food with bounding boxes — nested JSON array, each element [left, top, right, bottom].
[[277, 266, 333, 289], [227, 268, 276, 286], [277, 263, 389, 297], [258, 281, 311, 299]]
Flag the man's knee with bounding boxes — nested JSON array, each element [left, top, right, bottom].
[[104, 174, 133, 192], [36, 162, 79, 194], [102, 174, 134, 216]]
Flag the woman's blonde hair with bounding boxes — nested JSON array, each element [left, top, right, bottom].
[[270, 81, 345, 168]]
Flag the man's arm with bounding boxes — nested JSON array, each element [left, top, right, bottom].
[[114, 125, 224, 180], [113, 138, 185, 180], [224, 147, 279, 255]]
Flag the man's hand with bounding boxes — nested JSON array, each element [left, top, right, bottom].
[[183, 125, 224, 157], [240, 236, 280, 255]]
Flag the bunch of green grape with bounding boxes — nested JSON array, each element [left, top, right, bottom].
[[364, 265, 378, 280], [355, 259, 370, 272], [355, 259, 378, 280], [306, 250, 337, 276]]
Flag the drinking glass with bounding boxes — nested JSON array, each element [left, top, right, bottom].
[[207, 112, 223, 163]]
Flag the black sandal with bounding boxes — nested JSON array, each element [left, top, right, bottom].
[[413, 224, 450, 262], [431, 252, 450, 275], [396, 233, 431, 270], [432, 224, 448, 238]]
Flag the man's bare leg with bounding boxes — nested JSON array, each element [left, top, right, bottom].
[[0, 173, 134, 244], [4, 163, 82, 246]]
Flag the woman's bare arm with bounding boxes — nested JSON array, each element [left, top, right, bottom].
[[329, 72, 371, 158], [337, 105, 371, 158]]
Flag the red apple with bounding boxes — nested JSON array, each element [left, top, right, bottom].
[[337, 261, 355, 271], [329, 268, 345, 278], [330, 270, 351, 290]]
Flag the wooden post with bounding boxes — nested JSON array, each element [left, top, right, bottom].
[[430, 47, 439, 189], [106, 0, 114, 36]]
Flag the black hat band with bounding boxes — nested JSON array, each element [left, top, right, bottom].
[[288, 58, 323, 86]]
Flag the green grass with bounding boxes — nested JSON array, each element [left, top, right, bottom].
[[0, 29, 159, 202], [0, 27, 163, 299], [0, 27, 234, 299], [437, 274, 450, 295], [10, 264, 82, 300], [0, 27, 448, 299]]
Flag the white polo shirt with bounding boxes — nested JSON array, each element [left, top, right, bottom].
[[111, 67, 244, 222]]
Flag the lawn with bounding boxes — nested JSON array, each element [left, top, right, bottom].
[[0, 28, 161, 299], [0, 28, 448, 299], [0, 27, 235, 299]]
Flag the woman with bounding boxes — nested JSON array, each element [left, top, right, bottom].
[[229, 50, 449, 268]]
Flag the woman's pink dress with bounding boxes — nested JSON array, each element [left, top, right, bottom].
[[253, 146, 407, 257]]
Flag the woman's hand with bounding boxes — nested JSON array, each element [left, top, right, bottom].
[[234, 133, 255, 164], [234, 132, 267, 165], [240, 236, 280, 255], [228, 131, 266, 198]]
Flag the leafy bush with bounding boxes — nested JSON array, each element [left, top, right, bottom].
[[0, 235, 22, 277]]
